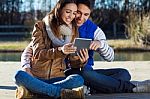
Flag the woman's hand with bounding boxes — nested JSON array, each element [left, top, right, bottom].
[[77, 49, 89, 64], [21, 67, 33, 76], [61, 43, 77, 55]]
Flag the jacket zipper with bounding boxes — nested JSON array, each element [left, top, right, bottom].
[[48, 59, 53, 79]]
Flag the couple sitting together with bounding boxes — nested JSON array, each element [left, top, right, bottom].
[[14, 0, 150, 99]]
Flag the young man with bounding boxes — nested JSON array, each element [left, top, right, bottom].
[[65, 0, 150, 94]]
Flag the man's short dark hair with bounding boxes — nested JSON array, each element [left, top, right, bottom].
[[77, 0, 92, 10]]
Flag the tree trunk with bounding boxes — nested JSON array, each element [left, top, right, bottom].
[[90, 0, 95, 9]]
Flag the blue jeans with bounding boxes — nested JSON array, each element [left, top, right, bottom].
[[65, 68, 135, 93], [14, 70, 84, 98]]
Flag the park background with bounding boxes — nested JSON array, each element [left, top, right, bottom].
[[0, 0, 150, 99], [0, 0, 150, 61]]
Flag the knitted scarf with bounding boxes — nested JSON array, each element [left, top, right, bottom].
[[43, 16, 73, 47]]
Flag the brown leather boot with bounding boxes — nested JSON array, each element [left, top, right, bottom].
[[16, 86, 33, 99], [61, 86, 85, 99]]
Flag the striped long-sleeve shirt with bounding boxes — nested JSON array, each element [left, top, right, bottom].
[[21, 42, 33, 68], [94, 27, 114, 61]]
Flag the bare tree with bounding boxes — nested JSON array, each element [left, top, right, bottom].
[[90, 0, 96, 9]]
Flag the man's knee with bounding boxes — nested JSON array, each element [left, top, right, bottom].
[[120, 68, 131, 81]]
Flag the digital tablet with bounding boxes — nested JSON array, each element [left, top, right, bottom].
[[74, 38, 92, 51]]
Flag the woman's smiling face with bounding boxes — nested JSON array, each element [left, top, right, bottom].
[[61, 3, 77, 25]]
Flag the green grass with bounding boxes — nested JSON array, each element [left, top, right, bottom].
[[108, 39, 150, 50], [0, 39, 149, 51], [0, 41, 30, 51], [108, 39, 135, 49]]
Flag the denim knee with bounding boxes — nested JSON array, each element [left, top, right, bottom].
[[68, 74, 84, 86], [14, 70, 25, 85], [120, 69, 131, 81]]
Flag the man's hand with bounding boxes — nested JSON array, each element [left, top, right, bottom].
[[69, 49, 89, 68], [89, 40, 101, 51], [77, 49, 89, 64], [21, 67, 33, 76]]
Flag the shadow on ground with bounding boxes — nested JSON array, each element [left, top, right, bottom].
[[0, 86, 16, 90]]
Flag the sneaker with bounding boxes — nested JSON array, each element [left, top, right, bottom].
[[83, 85, 91, 96], [132, 80, 150, 93], [61, 86, 85, 99], [16, 86, 33, 99]]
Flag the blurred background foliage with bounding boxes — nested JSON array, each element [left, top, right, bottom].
[[0, 0, 150, 47]]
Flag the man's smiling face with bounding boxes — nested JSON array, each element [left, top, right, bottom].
[[75, 4, 91, 27]]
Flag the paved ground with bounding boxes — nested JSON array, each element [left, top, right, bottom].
[[0, 61, 150, 99]]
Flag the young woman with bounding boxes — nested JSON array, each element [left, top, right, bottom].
[[14, 0, 88, 99]]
